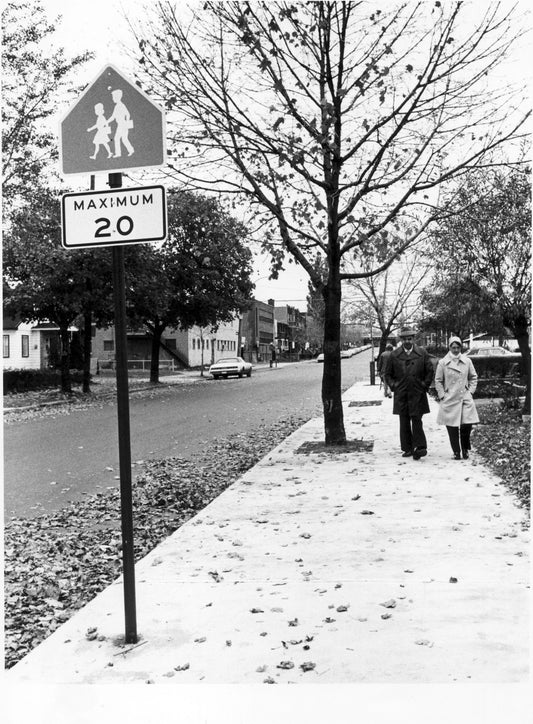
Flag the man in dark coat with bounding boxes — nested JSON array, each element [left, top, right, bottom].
[[384, 327, 434, 460]]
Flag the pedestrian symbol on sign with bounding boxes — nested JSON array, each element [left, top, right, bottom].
[[87, 88, 135, 161]]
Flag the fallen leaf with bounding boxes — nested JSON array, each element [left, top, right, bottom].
[[300, 661, 316, 672], [277, 661, 294, 669]]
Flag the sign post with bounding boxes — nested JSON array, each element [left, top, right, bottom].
[[60, 66, 166, 645], [109, 172, 137, 643]]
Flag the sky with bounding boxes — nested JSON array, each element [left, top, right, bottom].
[[41, 0, 311, 311]]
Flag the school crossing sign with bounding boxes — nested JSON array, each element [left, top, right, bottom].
[[60, 65, 165, 175]]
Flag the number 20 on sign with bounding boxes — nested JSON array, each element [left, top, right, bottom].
[[61, 185, 166, 249]]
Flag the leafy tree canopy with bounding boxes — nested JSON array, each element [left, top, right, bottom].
[[125, 190, 254, 382], [3, 186, 115, 392], [1, 1, 92, 199], [127, 190, 254, 332]]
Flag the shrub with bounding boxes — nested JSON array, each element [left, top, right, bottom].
[[3, 369, 84, 393]]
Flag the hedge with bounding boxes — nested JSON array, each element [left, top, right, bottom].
[[3, 369, 85, 393]]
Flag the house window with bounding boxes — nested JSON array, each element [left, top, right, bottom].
[[165, 338, 176, 350], [21, 335, 29, 357], [3, 335, 10, 358], [103, 340, 114, 351]]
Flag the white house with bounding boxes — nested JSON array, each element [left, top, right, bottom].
[[2, 312, 75, 370], [172, 319, 240, 368], [92, 317, 241, 370]]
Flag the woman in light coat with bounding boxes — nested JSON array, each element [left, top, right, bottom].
[[434, 336, 479, 460]]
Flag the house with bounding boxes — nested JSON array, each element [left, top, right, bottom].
[[2, 311, 78, 370], [172, 319, 241, 367], [92, 318, 241, 370], [273, 302, 307, 356], [240, 299, 275, 363]]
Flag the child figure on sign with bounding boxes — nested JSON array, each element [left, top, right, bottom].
[[87, 103, 112, 160]]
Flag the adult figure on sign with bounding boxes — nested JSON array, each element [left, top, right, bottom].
[[108, 88, 134, 158]]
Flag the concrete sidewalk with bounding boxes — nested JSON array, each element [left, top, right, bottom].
[[7, 380, 529, 685]]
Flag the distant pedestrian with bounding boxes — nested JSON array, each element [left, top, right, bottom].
[[377, 343, 394, 398], [384, 327, 434, 460], [434, 335, 479, 460], [270, 343, 278, 368]]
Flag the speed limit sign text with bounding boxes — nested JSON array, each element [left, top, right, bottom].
[[61, 185, 166, 249]]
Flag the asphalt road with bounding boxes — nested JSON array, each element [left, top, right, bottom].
[[4, 350, 373, 519]]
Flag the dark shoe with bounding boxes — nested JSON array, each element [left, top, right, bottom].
[[402, 451, 413, 457], [462, 451, 469, 459], [453, 453, 461, 460], [413, 448, 427, 460]]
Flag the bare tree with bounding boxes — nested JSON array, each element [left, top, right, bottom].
[[345, 246, 433, 354], [131, 1, 529, 443]]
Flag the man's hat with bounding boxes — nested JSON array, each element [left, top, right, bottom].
[[398, 327, 416, 338]]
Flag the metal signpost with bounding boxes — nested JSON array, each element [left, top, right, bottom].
[[60, 66, 166, 644]]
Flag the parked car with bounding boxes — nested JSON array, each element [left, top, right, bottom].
[[467, 346, 520, 358], [209, 356, 252, 379], [316, 353, 324, 362]]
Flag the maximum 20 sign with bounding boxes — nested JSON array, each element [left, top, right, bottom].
[[61, 185, 167, 249]]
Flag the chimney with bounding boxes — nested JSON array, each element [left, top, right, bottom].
[[268, 298, 275, 307]]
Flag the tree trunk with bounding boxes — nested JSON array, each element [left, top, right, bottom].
[[321, 277, 346, 445], [511, 315, 530, 416], [378, 324, 393, 356], [82, 311, 92, 393], [150, 325, 163, 384], [59, 326, 72, 394]]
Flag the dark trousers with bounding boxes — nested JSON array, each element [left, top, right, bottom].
[[446, 425, 473, 454], [399, 415, 427, 453]]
